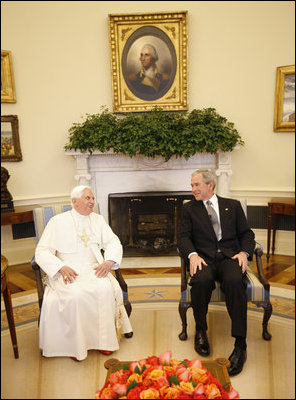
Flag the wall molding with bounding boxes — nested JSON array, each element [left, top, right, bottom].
[[12, 187, 295, 207], [2, 228, 294, 266], [12, 194, 70, 207], [231, 188, 295, 205], [2, 190, 294, 265]]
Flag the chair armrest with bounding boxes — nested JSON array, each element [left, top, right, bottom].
[[30, 256, 45, 310], [114, 268, 128, 293], [178, 247, 270, 293], [114, 268, 132, 317], [255, 241, 263, 251], [254, 247, 270, 291], [179, 252, 189, 291], [31, 256, 39, 271]]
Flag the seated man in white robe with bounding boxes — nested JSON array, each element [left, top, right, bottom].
[[35, 185, 133, 361]]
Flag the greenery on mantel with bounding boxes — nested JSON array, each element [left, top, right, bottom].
[[64, 107, 244, 162]]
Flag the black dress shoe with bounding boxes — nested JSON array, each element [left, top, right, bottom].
[[194, 330, 210, 356], [227, 347, 247, 376], [124, 332, 133, 338]]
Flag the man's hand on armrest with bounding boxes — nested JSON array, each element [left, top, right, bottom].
[[189, 253, 208, 276], [59, 266, 78, 284], [93, 260, 114, 278]]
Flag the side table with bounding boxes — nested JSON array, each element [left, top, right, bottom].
[[267, 197, 295, 262], [1, 206, 38, 359], [1, 254, 19, 358], [1, 206, 34, 226]]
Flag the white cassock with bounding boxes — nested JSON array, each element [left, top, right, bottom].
[[35, 208, 132, 361]]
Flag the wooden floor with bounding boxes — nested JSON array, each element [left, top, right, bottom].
[[5, 254, 295, 295], [2, 254, 295, 399]]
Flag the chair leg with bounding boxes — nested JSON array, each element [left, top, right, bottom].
[[262, 301, 273, 340], [253, 301, 273, 340], [3, 285, 19, 358], [178, 301, 191, 341]]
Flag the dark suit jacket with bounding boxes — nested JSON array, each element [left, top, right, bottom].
[[178, 196, 255, 264]]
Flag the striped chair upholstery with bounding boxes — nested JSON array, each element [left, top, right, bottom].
[[31, 203, 132, 318], [181, 266, 270, 303], [178, 200, 272, 342], [33, 203, 98, 242]]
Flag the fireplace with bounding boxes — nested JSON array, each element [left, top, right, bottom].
[[108, 192, 193, 256], [66, 150, 235, 258]]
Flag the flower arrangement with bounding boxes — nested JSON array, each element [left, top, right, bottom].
[[96, 350, 239, 399]]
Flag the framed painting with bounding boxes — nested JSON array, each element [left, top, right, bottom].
[[109, 11, 188, 113], [1, 50, 17, 103], [1, 115, 22, 161], [273, 64, 295, 132]]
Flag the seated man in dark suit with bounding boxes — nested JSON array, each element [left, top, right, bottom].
[[178, 169, 255, 376]]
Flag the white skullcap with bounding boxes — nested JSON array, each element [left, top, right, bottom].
[[70, 185, 91, 199]]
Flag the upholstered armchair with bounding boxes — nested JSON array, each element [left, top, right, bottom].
[[31, 203, 132, 320], [178, 200, 272, 342]]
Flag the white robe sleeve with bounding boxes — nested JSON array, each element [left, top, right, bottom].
[[35, 217, 66, 278]]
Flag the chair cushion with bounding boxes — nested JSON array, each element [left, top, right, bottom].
[[33, 203, 99, 242], [181, 267, 269, 303]]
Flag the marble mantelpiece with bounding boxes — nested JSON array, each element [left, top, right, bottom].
[[66, 150, 234, 221]]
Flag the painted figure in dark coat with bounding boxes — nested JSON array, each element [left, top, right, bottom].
[[128, 44, 170, 99]]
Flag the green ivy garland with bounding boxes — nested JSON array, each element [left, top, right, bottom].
[[64, 107, 244, 161]]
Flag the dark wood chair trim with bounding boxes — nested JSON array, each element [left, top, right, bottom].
[[178, 247, 273, 342], [1, 259, 19, 359]]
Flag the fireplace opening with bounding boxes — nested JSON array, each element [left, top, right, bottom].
[[108, 192, 193, 256]]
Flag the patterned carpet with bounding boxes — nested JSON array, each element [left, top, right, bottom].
[[1, 276, 294, 331]]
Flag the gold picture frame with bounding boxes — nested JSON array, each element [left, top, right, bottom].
[[273, 64, 295, 132], [109, 11, 188, 113], [1, 50, 17, 103], [1, 115, 22, 161]]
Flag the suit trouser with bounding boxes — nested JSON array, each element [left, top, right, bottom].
[[189, 253, 248, 338]]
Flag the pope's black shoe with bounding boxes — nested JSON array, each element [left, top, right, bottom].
[[227, 347, 247, 376], [194, 330, 210, 356]]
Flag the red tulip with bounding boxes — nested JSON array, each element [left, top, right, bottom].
[[188, 358, 203, 369], [227, 386, 240, 399], [193, 383, 205, 395], [111, 383, 127, 396], [159, 350, 172, 365], [176, 367, 192, 382], [129, 361, 141, 373]]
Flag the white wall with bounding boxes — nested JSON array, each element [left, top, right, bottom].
[[1, 1, 295, 262]]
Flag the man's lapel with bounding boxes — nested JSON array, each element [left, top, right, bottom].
[[194, 199, 217, 239], [217, 197, 231, 236]]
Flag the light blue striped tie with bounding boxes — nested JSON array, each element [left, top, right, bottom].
[[206, 200, 220, 240]]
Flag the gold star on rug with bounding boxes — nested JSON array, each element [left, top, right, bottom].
[[144, 289, 166, 298]]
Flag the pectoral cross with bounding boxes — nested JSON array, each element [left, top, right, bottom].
[[80, 229, 90, 247]]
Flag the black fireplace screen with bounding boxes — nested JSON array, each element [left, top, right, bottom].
[[108, 192, 193, 256]]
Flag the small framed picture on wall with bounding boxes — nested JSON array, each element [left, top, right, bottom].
[[273, 64, 295, 132], [1, 50, 17, 103], [1, 115, 22, 161]]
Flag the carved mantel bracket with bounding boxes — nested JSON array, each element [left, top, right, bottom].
[[72, 153, 92, 185]]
